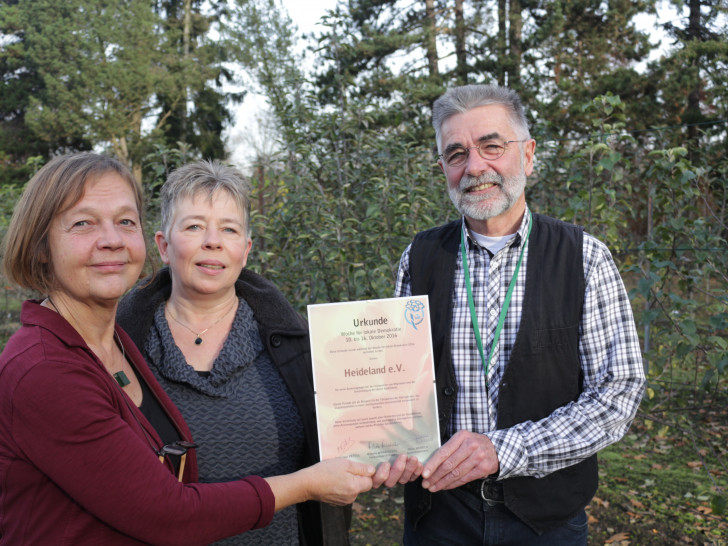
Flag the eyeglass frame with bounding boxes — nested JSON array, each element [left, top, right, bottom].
[[157, 440, 197, 482], [438, 139, 529, 168]]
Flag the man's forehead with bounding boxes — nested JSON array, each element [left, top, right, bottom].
[[440, 104, 513, 143]]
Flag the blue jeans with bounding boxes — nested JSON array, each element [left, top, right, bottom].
[[403, 486, 588, 545]]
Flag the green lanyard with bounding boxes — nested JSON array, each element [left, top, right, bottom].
[[460, 211, 532, 387]]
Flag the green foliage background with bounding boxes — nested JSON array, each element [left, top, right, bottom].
[[1, 0, 726, 514]]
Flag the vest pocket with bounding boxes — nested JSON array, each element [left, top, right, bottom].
[[535, 324, 578, 349]]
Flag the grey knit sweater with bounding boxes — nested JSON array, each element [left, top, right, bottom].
[[117, 268, 352, 546], [147, 298, 304, 545]]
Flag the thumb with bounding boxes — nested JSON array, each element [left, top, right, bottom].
[[348, 462, 376, 476]]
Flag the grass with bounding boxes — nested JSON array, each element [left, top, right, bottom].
[[349, 394, 727, 546]]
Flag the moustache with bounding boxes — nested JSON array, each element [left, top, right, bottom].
[[459, 172, 504, 192]]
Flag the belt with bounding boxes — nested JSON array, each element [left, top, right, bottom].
[[460, 478, 504, 506]]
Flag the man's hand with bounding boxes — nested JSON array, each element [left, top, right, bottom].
[[373, 454, 423, 488], [421, 431, 499, 492]]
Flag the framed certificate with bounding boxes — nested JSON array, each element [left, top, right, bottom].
[[308, 296, 440, 464]]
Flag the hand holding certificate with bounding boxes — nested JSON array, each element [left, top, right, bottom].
[[308, 296, 440, 465]]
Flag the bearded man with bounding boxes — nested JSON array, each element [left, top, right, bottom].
[[396, 84, 645, 545]]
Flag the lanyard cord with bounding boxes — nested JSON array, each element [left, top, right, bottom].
[[460, 210, 533, 387]]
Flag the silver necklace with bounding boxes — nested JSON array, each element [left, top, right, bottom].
[[165, 298, 237, 345]]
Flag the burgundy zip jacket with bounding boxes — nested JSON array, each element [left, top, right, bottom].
[[0, 300, 274, 545]]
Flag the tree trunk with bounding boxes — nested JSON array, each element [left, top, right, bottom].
[[497, 0, 506, 85], [181, 0, 192, 141], [130, 109, 143, 185], [508, 0, 522, 88], [423, 0, 439, 78], [454, 0, 467, 84], [256, 163, 266, 268], [686, 0, 701, 152]]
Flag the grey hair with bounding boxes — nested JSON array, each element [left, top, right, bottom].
[[159, 160, 252, 239], [432, 84, 531, 152]]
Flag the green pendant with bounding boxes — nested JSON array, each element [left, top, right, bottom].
[[114, 370, 131, 387]]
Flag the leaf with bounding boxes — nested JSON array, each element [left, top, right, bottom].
[[606, 531, 630, 543], [715, 356, 728, 374], [686, 461, 702, 468], [680, 319, 697, 336], [680, 169, 697, 183], [711, 495, 727, 515], [709, 313, 728, 330]]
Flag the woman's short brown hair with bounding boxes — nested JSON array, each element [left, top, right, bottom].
[[2, 153, 144, 294], [158, 160, 252, 240]]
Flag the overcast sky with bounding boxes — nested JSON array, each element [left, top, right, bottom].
[[282, 0, 338, 34]]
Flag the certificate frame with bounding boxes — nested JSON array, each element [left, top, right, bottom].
[[308, 296, 440, 464]]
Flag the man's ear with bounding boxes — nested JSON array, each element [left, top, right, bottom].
[[523, 139, 536, 176]]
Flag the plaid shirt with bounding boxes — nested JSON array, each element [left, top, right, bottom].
[[395, 208, 645, 479]]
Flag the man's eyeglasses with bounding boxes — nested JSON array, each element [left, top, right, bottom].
[[158, 440, 197, 482], [439, 139, 528, 168]]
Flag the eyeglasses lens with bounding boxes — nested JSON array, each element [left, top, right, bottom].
[[445, 142, 506, 167]]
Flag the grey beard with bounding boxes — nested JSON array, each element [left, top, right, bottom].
[[448, 171, 526, 220]]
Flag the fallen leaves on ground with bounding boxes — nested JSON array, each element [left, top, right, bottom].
[[605, 531, 630, 544]]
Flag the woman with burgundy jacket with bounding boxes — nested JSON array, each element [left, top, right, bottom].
[[0, 153, 376, 545]]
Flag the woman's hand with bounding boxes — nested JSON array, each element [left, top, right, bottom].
[[265, 458, 375, 510], [304, 458, 376, 505]]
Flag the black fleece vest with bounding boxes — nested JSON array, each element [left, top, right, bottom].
[[404, 213, 598, 534]]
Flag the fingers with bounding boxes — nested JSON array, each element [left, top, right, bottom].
[[372, 461, 391, 488], [383, 453, 408, 488], [391, 455, 422, 486], [344, 460, 376, 497], [421, 432, 498, 492], [421, 437, 459, 481], [348, 461, 376, 477], [421, 434, 466, 487], [400, 456, 423, 484], [350, 474, 374, 498], [331, 460, 375, 505], [372, 454, 424, 488]]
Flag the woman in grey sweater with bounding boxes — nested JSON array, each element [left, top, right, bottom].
[[117, 160, 421, 545]]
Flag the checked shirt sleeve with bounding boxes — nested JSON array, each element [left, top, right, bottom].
[[395, 244, 413, 298], [488, 235, 646, 479]]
